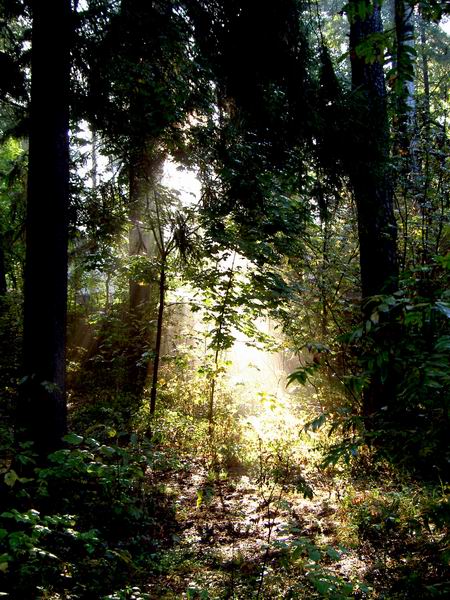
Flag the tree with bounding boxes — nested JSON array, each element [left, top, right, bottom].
[[347, 0, 399, 302], [74, 0, 208, 397], [18, 0, 72, 459]]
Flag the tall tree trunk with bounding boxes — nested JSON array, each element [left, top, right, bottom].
[[348, 0, 399, 301], [128, 144, 162, 313], [347, 0, 399, 417], [127, 143, 163, 394], [18, 0, 71, 459]]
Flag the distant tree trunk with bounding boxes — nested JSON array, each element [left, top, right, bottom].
[[347, 0, 399, 417], [418, 16, 432, 264], [127, 143, 163, 394], [0, 239, 6, 295], [18, 0, 71, 459], [419, 16, 430, 134], [128, 144, 162, 313], [394, 0, 417, 166], [91, 128, 98, 189]]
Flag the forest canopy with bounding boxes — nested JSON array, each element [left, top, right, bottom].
[[0, 0, 449, 598]]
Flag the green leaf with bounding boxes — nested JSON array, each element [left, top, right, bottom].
[[308, 548, 321, 562], [4, 470, 18, 487], [326, 546, 341, 561], [435, 302, 450, 319], [304, 413, 328, 433], [63, 433, 84, 446], [0, 553, 10, 573]]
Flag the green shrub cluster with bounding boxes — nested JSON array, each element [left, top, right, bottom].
[[1, 434, 175, 599]]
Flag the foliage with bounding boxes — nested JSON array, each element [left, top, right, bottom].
[[344, 257, 450, 476], [0, 434, 175, 598], [0, 136, 26, 289], [338, 481, 450, 596], [274, 531, 370, 599]]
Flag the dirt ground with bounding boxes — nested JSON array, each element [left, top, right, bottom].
[[145, 463, 371, 599]]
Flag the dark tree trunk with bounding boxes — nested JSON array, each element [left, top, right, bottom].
[[347, 0, 399, 417], [18, 0, 71, 460], [0, 238, 6, 295], [348, 0, 399, 301], [149, 260, 166, 417]]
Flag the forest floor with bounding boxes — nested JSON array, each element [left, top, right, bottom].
[[143, 461, 384, 599], [141, 456, 448, 600]]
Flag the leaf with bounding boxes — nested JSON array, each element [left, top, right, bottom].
[[326, 546, 341, 561], [370, 311, 379, 324], [4, 470, 18, 487], [0, 553, 10, 573], [435, 302, 450, 319], [63, 433, 84, 446], [304, 413, 328, 433], [435, 336, 450, 352], [291, 544, 304, 560], [308, 548, 321, 562], [313, 578, 333, 594], [435, 253, 450, 270]]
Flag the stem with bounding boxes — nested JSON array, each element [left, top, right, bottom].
[[150, 258, 166, 416]]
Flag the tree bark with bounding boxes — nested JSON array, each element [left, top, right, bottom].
[[347, 0, 399, 418], [18, 0, 71, 459], [127, 144, 163, 395], [348, 0, 399, 302], [394, 0, 417, 164], [128, 144, 162, 313], [419, 16, 430, 130]]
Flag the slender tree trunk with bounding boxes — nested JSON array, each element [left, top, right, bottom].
[[418, 16, 432, 264], [91, 128, 98, 189], [18, 0, 71, 459], [347, 0, 399, 418], [419, 17, 430, 134], [0, 239, 6, 295], [394, 0, 417, 161], [320, 211, 330, 339], [149, 259, 166, 416]]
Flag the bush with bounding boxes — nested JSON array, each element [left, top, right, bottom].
[[0, 433, 176, 599]]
